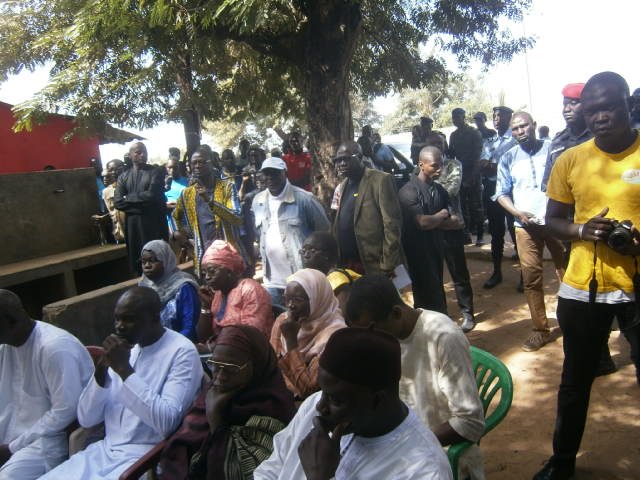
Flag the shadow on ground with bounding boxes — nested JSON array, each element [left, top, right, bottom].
[[444, 257, 640, 480]]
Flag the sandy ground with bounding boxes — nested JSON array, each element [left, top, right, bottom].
[[446, 242, 640, 480]]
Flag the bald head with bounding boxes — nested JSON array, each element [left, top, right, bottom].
[[0, 289, 24, 318], [334, 141, 364, 180], [583, 71, 630, 99], [419, 146, 443, 163], [510, 111, 537, 146], [581, 71, 633, 148], [0, 290, 33, 345], [418, 146, 443, 181], [336, 140, 362, 158], [511, 111, 534, 124], [114, 286, 163, 345], [116, 286, 161, 318], [129, 142, 148, 166]]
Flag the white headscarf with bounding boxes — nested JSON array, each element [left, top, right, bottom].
[[138, 240, 199, 305], [285, 268, 346, 362]]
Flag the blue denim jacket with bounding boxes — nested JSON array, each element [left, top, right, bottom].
[[252, 182, 330, 280]]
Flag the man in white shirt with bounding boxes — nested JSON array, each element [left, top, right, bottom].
[[494, 112, 565, 352], [254, 328, 452, 480], [252, 157, 330, 307], [344, 275, 486, 480], [0, 290, 94, 480], [41, 286, 202, 480]]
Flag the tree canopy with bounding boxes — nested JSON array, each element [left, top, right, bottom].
[[1, 0, 532, 197], [381, 74, 495, 134]]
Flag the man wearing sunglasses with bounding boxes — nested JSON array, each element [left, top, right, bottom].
[[331, 140, 404, 277]]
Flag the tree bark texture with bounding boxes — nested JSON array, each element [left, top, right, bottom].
[[301, 2, 362, 207], [176, 51, 201, 159]]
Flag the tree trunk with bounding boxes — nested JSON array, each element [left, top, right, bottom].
[[301, 2, 362, 207], [176, 51, 201, 160], [180, 107, 201, 160]]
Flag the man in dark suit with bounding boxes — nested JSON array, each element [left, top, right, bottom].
[[331, 141, 404, 276], [114, 142, 168, 274]]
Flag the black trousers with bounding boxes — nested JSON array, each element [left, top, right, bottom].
[[460, 181, 484, 237], [443, 229, 474, 316], [482, 178, 516, 262], [407, 243, 447, 315], [551, 298, 640, 466]]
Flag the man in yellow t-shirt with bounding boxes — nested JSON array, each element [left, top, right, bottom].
[[534, 71, 640, 480]]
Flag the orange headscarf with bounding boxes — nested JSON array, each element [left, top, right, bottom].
[[201, 240, 245, 274]]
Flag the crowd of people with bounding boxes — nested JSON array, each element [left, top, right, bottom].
[[1, 70, 640, 480]]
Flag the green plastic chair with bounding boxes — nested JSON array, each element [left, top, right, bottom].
[[447, 346, 514, 480]]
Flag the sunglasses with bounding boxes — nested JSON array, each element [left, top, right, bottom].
[[206, 359, 249, 373]]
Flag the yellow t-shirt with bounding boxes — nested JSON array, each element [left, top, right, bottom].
[[547, 134, 640, 293]]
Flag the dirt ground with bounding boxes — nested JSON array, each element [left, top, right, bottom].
[[445, 243, 640, 480]]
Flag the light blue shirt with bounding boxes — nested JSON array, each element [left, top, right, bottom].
[[494, 141, 551, 227], [165, 177, 189, 203], [481, 130, 517, 181]]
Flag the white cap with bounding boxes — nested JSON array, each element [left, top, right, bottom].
[[260, 157, 287, 171]]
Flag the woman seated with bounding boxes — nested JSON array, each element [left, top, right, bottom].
[[270, 268, 346, 400], [197, 241, 273, 347], [160, 325, 296, 480], [139, 239, 200, 340]]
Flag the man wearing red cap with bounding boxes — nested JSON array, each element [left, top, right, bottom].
[[541, 83, 592, 192]]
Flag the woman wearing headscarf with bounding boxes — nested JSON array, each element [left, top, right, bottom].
[[197, 241, 273, 346], [139, 239, 200, 340], [270, 268, 347, 400], [160, 325, 296, 480]]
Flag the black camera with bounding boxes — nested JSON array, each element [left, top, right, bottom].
[[606, 220, 634, 250]]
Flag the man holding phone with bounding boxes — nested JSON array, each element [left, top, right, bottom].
[[494, 111, 566, 352]]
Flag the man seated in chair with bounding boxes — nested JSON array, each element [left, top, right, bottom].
[[254, 328, 452, 479], [0, 290, 94, 480], [345, 275, 485, 480], [41, 286, 202, 480]]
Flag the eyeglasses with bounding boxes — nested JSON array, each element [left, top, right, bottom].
[[206, 359, 249, 374], [332, 154, 359, 164]]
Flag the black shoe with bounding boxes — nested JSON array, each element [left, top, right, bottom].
[[532, 460, 575, 480], [483, 271, 502, 289], [464, 234, 473, 245], [461, 314, 476, 333], [594, 356, 617, 377]]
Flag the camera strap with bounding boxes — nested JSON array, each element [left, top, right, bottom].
[[633, 257, 640, 304], [588, 241, 598, 305]]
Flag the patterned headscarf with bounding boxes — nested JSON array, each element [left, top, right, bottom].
[[138, 240, 199, 306], [284, 268, 346, 362], [201, 240, 246, 274]]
